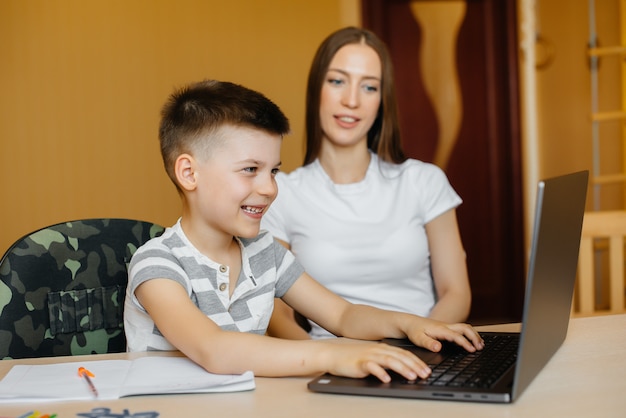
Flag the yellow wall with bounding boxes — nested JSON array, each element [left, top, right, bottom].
[[0, 0, 360, 254], [3, 0, 620, 256]]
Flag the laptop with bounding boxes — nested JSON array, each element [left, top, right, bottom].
[[308, 170, 589, 403]]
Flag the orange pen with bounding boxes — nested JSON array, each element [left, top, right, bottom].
[[78, 366, 98, 398]]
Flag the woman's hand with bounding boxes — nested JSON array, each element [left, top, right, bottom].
[[405, 320, 484, 353]]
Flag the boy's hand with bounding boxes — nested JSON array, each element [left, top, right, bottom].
[[405, 320, 485, 353], [323, 342, 432, 383]]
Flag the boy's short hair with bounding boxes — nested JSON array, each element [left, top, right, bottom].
[[159, 79, 290, 189]]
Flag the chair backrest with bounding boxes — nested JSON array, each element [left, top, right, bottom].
[[575, 211, 626, 316], [0, 218, 165, 359]]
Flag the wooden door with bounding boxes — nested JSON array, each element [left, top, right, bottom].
[[362, 0, 524, 323]]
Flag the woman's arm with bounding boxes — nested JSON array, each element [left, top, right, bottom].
[[425, 209, 472, 322], [266, 237, 312, 340], [266, 298, 311, 339]]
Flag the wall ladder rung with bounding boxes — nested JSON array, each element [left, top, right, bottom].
[[588, 46, 626, 56], [591, 111, 626, 122], [591, 173, 626, 185]]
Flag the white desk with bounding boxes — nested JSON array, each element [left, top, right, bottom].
[[1, 314, 624, 418]]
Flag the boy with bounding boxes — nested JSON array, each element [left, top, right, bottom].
[[124, 79, 483, 383]]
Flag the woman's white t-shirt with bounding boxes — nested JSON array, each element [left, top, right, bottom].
[[261, 153, 461, 339]]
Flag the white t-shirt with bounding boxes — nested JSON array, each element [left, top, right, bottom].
[[261, 153, 462, 339]]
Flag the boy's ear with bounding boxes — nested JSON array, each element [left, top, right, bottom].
[[174, 154, 197, 191]]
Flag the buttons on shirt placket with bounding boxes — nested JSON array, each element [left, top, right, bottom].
[[218, 264, 228, 293]]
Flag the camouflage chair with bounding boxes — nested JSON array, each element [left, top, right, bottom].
[[0, 218, 165, 359]]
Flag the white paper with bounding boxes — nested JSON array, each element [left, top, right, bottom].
[[120, 357, 255, 397], [0, 357, 254, 403]]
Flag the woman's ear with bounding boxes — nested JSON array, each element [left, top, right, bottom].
[[174, 154, 197, 191]]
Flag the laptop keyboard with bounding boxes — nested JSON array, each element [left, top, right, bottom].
[[394, 334, 519, 389]]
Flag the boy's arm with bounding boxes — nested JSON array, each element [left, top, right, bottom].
[[134, 278, 432, 382], [282, 273, 483, 353]]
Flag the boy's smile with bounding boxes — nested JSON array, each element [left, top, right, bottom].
[[241, 205, 265, 218]]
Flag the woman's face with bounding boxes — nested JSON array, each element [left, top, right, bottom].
[[319, 43, 382, 149]]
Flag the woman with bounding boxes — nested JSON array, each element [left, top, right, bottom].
[[261, 27, 471, 340]]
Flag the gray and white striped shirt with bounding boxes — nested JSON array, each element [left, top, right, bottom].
[[124, 219, 304, 352]]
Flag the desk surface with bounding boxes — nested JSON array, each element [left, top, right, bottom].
[[1, 314, 624, 418]]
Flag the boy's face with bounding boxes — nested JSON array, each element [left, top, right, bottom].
[[190, 124, 282, 239]]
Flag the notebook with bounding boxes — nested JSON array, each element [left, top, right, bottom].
[[0, 356, 255, 402], [308, 170, 589, 403]]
